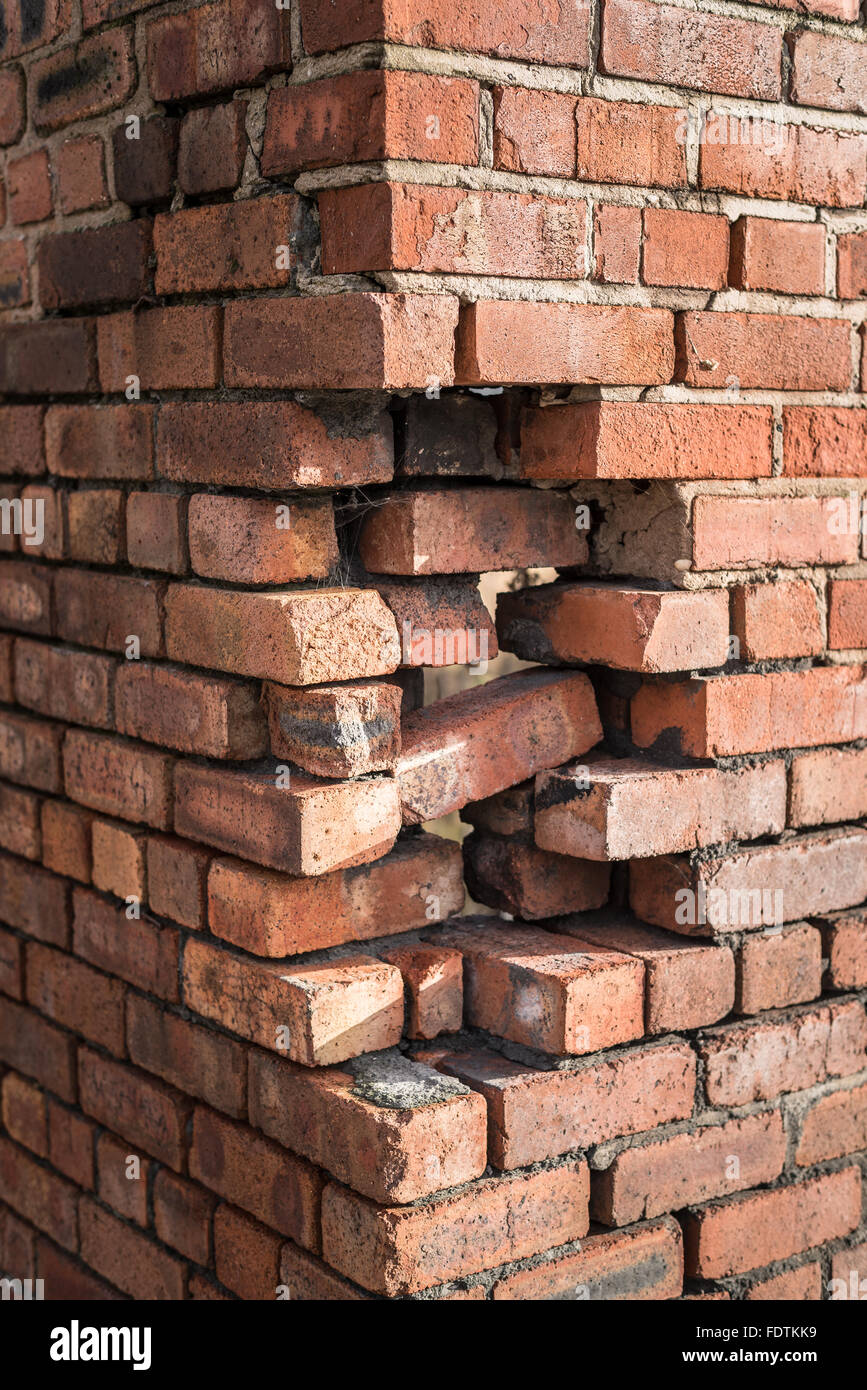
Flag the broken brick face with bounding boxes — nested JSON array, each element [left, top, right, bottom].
[[0, 0, 865, 1311]]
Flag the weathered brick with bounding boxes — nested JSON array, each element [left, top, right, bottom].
[[789, 32, 867, 116], [56, 571, 163, 656], [115, 663, 267, 759], [63, 729, 173, 829], [14, 641, 114, 729], [26, 941, 125, 1054], [829, 580, 867, 650], [46, 404, 154, 481], [154, 195, 297, 295], [8, 149, 51, 224], [188, 494, 337, 584], [494, 1217, 683, 1301], [40, 800, 92, 883], [700, 116, 867, 208], [32, 30, 136, 133], [575, 97, 687, 188], [91, 817, 146, 901], [249, 1049, 487, 1203], [463, 835, 610, 921], [66, 489, 124, 566], [98, 306, 221, 392], [796, 1081, 867, 1166], [729, 216, 826, 296], [732, 580, 824, 661], [55, 135, 108, 214], [0, 320, 97, 395], [0, 1137, 77, 1251], [0, 709, 63, 793], [735, 923, 823, 1014], [676, 311, 852, 390], [112, 115, 178, 206], [38, 221, 151, 310], [819, 909, 867, 991], [178, 100, 247, 195], [145, 835, 209, 932], [73, 887, 178, 1000], [207, 832, 463, 957], [79, 1198, 184, 1299], [147, 0, 291, 101], [0, 67, 25, 146], [642, 209, 729, 290], [838, 230, 867, 299], [263, 678, 401, 779], [691, 493, 858, 568], [0, 851, 71, 946], [126, 492, 188, 574], [127, 992, 246, 1118], [153, 1169, 215, 1264], [79, 1048, 187, 1168]]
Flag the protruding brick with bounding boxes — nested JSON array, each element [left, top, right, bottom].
[[498, 582, 729, 671], [263, 678, 402, 778], [322, 1162, 589, 1296], [165, 585, 399, 686], [535, 757, 786, 861], [397, 669, 601, 824], [207, 832, 463, 957], [249, 1049, 487, 1203], [377, 945, 464, 1039], [183, 938, 404, 1064], [175, 764, 400, 877], [438, 919, 644, 1056]]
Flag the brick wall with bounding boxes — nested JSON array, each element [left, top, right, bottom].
[[0, 0, 865, 1302]]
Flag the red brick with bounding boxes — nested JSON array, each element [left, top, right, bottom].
[[97, 1133, 149, 1226], [158, 399, 393, 491], [0, 995, 77, 1102], [64, 730, 172, 829], [440, 919, 644, 1055], [46, 404, 154, 480], [732, 580, 824, 661], [322, 1163, 588, 1296], [188, 494, 337, 585], [456, 300, 674, 386], [178, 100, 247, 195], [494, 1217, 683, 1301], [0, 924, 23, 999], [112, 114, 178, 206], [684, 1167, 861, 1278], [375, 578, 499, 669], [98, 306, 221, 392], [631, 829, 867, 937], [57, 571, 164, 658], [183, 936, 403, 1064], [73, 888, 179, 1000], [783, 407, 867, 477], [225, 292, 458, 392], [796, 1081, 867, 1166], [116, 663, 266, 759], [397, 669, 601, 824], [320, 183, 587, 279], [598, 1110, 788, 1225], [594, 204, 642, 283], [207, 831, 463, 957], [0, 1137, 78, 1251], [279, 1243, 368, 1301], [642, 209, 729, 290], [36, 1239, 125, 1299], [2, 1073, 48, 1155], [189, 1106, 321, 1246], [146, 835, 209, 931], [829, 580, 867, 650], [32, 30, 136, 133], [700, 116, 867, 208], [498, 582, 729, 670], [154, 195, 298, 295], [79, 1049, 187, 1168], [176, 763, 399, 877], [0, 561, 53, 638], [38, 221, 152, 311], [601, 0, 781, 99], [147, 0, 291, 101], [7, 149, 51, 224], [264, 677, 401, 779], [165, 584, 399, 686], [26, 942, 125, 1054], [0, 781, 41, 858], [14, 641, 114, 730], [699, 999, 867, 1106], [535, 757, 785, 861], [575, 97, 687, 188], [820, 909, 867, 991], [55, 136, 108, 214], [47, 1100, 95, 1190], [127, 992, 246, 1119], [790, 32, 867, 116], [633, 665, 867, 758], [0, 320, 97, 395], [493, 87, 576, 178], [153, 1169, 214, 1264], [214, 1205, 281, 1301], [18, 485, 65, 560], [126, 492, 187, 574], [838, 230, 867, 299], [830, 1241, 867, 1297], [730, 216, 826, 296], [377, 944, 464, 1039], [735, 923, 823, 1014], [249, 1049, 487, 1203], [747, 1264, 822, 1301], [0, 409, 43, 476], [1, 0, 72, 58], [262, 71, 478, 174], [0, 241, 28, 305], [562, 918, 734, 1034], [298, 0, 591, 64], [0, 851, 71, 945], [677, 310, 851, 390], [89, 813, 143, 895], [691, 493, 858, 569], [0, 68, 25, 146], [0, 709, 63, 793], [463, 835, 610, 921], [79, 1198, 185, 1299], [66, 489, 124, 565], [361, 487, 585, 575]]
